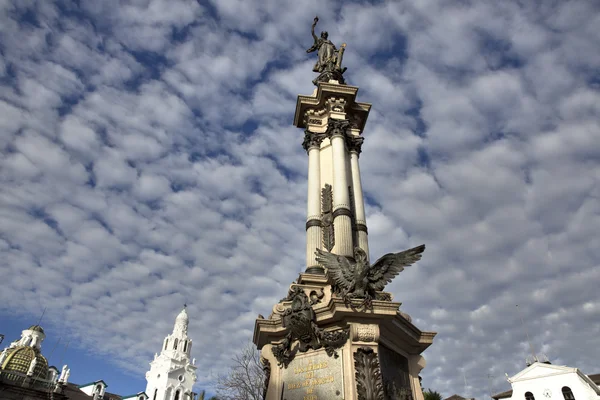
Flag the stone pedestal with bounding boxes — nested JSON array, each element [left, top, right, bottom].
[[254, 274, 436, 400]]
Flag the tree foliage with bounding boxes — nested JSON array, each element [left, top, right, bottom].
[[424, 389, 444, 400]]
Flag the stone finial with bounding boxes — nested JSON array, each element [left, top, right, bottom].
[[58, 365, 68, 383]]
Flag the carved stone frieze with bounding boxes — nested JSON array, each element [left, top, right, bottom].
[[351, 324, 379, 343], [271, 287, 349, 368], [354, 347, 385, 400], [321, 184, 335, 252]]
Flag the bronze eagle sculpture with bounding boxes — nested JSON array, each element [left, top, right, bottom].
[[315, 245, 425, 309]]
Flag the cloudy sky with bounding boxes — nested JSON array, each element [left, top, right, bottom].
[[1, 0, 599, 397]]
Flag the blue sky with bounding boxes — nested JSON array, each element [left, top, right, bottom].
[[1, 0, 599, 398]]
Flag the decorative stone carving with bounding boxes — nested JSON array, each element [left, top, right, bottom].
[[349, 186, 357, 243], [326, 118, 351, 139], [271, 287, 348, 368], [327, 97, 348, 113], [354, 347, 385, 400], [346, 134, 365, 154], [309, 288, 325, 305], [302, 129, 327, 153], [351, 325, 379, 343], [321, 184, 335, 252]]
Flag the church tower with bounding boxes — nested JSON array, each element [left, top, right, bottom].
[[145, 307, 197, 400]]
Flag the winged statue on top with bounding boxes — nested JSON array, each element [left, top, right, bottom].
[[315, 244, 425, 310]]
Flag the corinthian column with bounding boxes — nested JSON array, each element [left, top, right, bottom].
[[348, 133, 369, 260], [303, 129, 324, 273], [329, 119, 353, 257]]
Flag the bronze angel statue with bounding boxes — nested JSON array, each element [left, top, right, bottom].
[[315, 245, 425, 309]]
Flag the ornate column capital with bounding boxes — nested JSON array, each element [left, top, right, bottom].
[[326, 118, 351, 139], [346, 135, 364, 155], [302, 129, 327, 153]]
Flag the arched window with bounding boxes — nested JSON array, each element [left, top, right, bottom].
[[525, 392, 535, 400], [153, 389, 157, 400], [174, 338, 178, 350], [183, 340, 187, 352], [95, 385, 102, 393], [562, 387, 575, 400], [164, 339, 168, 350], [174, 390, 180, 400]]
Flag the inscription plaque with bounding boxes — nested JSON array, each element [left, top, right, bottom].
[[282, 349, 344, 400]]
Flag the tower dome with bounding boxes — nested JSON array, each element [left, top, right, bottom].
[[176, 307, 189, 324], [1, 346, 49, 379], [28, 325, 45, 334], [173, 306, 189, 335]]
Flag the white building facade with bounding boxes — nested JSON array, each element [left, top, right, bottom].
[[495, 362, 600, 400], [145, 308, 197, 400]]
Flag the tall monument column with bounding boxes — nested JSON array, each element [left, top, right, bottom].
[[330, 118, 353, 257], [304, 136, 324, 273], [298, 85, 371, 273], [348, 136, 369, 259], [255, 15, 436, 400]]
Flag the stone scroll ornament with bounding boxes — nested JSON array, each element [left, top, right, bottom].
[[354, 347, 385, 400], [315, 245, 425, 311], [321, 184, 335, 251], [306, 16, 348, 86], [271, 287, 349, 368]]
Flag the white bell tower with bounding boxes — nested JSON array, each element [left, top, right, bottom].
[[145, 307, 197, 400]]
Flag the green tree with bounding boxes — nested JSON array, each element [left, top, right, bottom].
[[424, 389, 443, 400]]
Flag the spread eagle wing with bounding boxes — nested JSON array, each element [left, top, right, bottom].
[[315, 248, 355, 292], [367, 244, 425, 292]]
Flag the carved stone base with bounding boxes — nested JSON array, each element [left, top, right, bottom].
[[255, 283, 435, 400]]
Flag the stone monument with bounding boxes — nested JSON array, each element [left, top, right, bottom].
[[254, 17, 436, 400]]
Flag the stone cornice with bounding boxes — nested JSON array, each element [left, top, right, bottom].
[[254, 295, 436, 353], [294, 82, 371, 132]]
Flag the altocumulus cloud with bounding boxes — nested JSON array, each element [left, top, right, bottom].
[[1, 0, 599, 397]]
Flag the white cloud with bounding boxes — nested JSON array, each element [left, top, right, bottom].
[[0, 0, 599, 398]]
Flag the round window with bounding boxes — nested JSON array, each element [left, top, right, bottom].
[[178, 374, 185, 382]]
